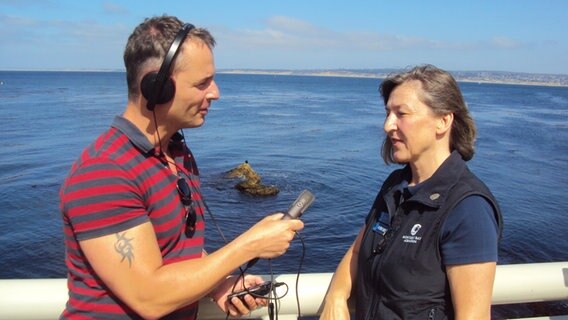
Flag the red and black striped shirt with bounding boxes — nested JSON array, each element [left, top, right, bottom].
[[60, 116, 205, 319]]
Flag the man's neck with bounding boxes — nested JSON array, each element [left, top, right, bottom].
[[123, 102, 175, 155]]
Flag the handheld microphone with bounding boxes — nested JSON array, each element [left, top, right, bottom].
[[283, 189, 315, 220], [245, 190, 315, 269]]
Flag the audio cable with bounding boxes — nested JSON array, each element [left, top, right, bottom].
[[174, 129, 306, 319]]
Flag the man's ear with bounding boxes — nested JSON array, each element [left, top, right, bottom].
[[436, 112, 454, 135]]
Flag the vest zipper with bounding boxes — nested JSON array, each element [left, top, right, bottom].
[[367, 206, 404, 319], [428, 308, 435, 320]]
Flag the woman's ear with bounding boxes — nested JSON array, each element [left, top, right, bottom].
[[436, 113, 454, 135]]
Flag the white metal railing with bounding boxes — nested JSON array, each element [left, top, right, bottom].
[[0, 262, 567, 320]]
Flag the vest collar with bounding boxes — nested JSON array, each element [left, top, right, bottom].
[[391, 151, 466, 209]]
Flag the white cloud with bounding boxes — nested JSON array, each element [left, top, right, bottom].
[[211, 15, 558, 72], [265, 15, 329, 37], [215, 15, 524, 54], [102, 2, 129, 15], [488, 36, 523, 49], [0, 13, 38, 27], [0, 13, 128, 69], [0, 0, 56, 7]]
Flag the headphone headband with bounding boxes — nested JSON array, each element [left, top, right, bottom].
[[146, 23, 195, 110]]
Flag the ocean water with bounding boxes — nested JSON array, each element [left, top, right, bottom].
[[0, 71, 567, 317]]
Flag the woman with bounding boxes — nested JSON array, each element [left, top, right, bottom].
[[320, 65, 502, 320]]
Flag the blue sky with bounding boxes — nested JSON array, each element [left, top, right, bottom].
[[1, 0, 567, 74]]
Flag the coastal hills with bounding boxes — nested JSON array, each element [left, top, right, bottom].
[[2, 68, 567, 87], [219, 69, 568, 87]]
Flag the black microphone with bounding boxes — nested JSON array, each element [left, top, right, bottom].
[[245, 190, 315, 269], [282, 189, 315, 220]]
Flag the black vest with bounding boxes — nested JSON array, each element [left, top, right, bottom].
[[356, 151, 502, 320]]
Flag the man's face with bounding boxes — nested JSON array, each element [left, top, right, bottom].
[[167, 39, 219, 130]]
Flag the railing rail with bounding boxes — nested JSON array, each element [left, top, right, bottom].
[[0, 262, 566, 320]]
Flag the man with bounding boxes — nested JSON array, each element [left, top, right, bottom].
[[60, 15, 303, 319]]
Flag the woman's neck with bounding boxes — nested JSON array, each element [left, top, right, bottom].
[[408, 149, 451, 186]]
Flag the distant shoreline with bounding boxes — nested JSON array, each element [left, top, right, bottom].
[[218, 69, 568, 88], [1, 68, 567, 87]]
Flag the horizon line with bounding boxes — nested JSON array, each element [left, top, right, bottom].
[[0, 67, 567, 77]]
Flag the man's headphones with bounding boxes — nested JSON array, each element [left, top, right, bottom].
[[140, 23, 195, 111]]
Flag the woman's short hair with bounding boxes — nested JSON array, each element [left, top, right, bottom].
[[379, 64, 476, 164]]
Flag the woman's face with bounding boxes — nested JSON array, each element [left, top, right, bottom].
[[383, 80, 442, 164]]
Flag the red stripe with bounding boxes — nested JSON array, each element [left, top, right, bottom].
[[61, 123, 205, 318]]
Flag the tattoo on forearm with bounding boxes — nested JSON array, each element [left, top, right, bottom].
[[114, 232, 134, 267]]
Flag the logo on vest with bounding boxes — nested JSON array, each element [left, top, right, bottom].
[[402, 224, 422, 244]]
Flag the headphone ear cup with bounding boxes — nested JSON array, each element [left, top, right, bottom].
[[140, 72, 176, 110], [158, 78, 175, 104], [140, 72, 158, 102]]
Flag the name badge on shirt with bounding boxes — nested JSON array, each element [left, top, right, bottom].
[[372, 211, 390, 236]]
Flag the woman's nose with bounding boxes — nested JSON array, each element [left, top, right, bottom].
[[384, 114, 396, 132]]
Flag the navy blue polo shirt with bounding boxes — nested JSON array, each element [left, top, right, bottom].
[[401, 180, 499, 265]]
